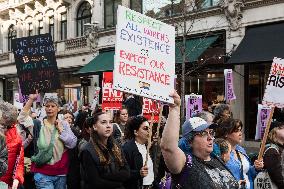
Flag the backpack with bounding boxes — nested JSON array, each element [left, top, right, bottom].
[[254, 144, 279, 189]]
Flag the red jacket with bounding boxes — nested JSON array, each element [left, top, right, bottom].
[[0, 125, 24, 186]]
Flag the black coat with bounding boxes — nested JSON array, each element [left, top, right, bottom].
[[80, 142, 130, 189], [122, 139, 144, 189]]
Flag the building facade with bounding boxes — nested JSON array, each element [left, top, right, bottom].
[[0, 0, 284, 146]]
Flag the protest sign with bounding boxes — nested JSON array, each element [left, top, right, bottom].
[[257, 58, 284, 159], [12, 34, 61, 95], [263, 57, 284, 107], [255, 104, 272, 140], [185, 94, 202, 120], [224, 69, 236, 102], [142, 97, 161, 123], [113, 5, 175, 103], [102, 72, 123, 111], [18, 81, 41, 103], [91, 87, 101, 110], [14, 93, 23, 109]]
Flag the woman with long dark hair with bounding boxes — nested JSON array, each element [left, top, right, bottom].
[[113, 108, 129, 145], [80, 112, 130, 189], [123, 116, 154, 189]]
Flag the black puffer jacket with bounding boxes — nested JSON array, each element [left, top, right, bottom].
[[80, 141, 130, 189], [0, 134, 8, 177]]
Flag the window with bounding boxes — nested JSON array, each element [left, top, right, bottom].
[[196, 0, 219, 9], [130, 0, 142, 13], [76, 1, 92, 36], [104, 0, 121, 28], [61, 13, 67, 40], [49, 17, 54, 40], [38, 20, 43, 34], [8, 25, 16, 51], [28, 23, 33, 36], [142, 0, 182, 18]]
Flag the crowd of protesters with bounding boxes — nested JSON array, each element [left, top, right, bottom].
[[0, 90, 283, 189]]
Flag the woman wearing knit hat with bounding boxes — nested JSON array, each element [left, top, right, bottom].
[[160, 91, 238, 189], [0, 101, 24, 189]]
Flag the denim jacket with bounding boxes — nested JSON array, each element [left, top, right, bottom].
[[226, 145, 256, 189]]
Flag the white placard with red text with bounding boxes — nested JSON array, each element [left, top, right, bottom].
[[263, 57, 284, 107], [113, 5, 175, 103]]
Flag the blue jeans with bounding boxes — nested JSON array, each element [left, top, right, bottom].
[[34, 173, 66, 189]]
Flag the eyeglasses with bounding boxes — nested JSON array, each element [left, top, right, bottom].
[[194, 130, 215, 138]]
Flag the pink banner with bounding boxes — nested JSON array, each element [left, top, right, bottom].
[[224, 69, 236, 101]]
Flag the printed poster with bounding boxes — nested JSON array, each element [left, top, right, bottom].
[[102, 72, 123, 111], [255, 104, 272, 140], [224, 69, 236, 101], [142, 97, 161, 123], [185, 94, 202, 120]]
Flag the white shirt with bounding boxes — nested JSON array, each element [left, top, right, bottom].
[[135, 141, 154, 185]]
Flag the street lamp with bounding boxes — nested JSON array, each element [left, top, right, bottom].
[[84, 21, 100, 54]]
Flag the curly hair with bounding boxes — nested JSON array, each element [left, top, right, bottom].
[[0, 101, 18, 128], [213, 104, 230, 123], [90, 112, 125, 167], [124, 115, 148, 140]]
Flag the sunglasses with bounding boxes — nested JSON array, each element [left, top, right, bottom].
[[194, 130, 215, 138]]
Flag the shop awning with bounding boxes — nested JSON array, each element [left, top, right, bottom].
[[227, 22, 284, 64], [175, 35, 218, 63], [75, 51, 115, 75]]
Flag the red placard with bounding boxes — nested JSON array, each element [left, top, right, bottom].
[[102, 72, 123, 111], [143, 97, 161, 123]]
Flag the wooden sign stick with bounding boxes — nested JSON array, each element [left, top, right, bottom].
[[145, 113, 154, 166], [257, 106, 275, 160]]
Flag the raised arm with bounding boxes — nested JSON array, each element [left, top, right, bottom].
[[160, 91, 186, 174]]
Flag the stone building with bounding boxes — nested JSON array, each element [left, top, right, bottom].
[[0, 0, 284, 146]]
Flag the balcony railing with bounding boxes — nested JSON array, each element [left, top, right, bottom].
[[65, 37, 87, 50]]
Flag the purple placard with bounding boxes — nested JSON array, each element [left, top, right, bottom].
[[224, 69, 236, 101], [186, 95, 202, 120], [255, 104, 271, 140]]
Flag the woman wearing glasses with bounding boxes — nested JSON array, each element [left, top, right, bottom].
[[161, 92, 238, 189], [122, 116, 154, 189], [80, 112, 130, 189], [215, 118, 263, 189], [23, 93, 77, 189]]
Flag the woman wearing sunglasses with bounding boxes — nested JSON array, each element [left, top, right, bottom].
[[80, 112, 130, 189], [161, 92, 238, 189], [215, 118, 264, 189], [123, 116, 154, 189]]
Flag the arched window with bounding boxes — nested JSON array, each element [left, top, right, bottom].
[[8, 25, 16, 51], [104, 0, 121, 28], [76, 1, 92, 37]]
